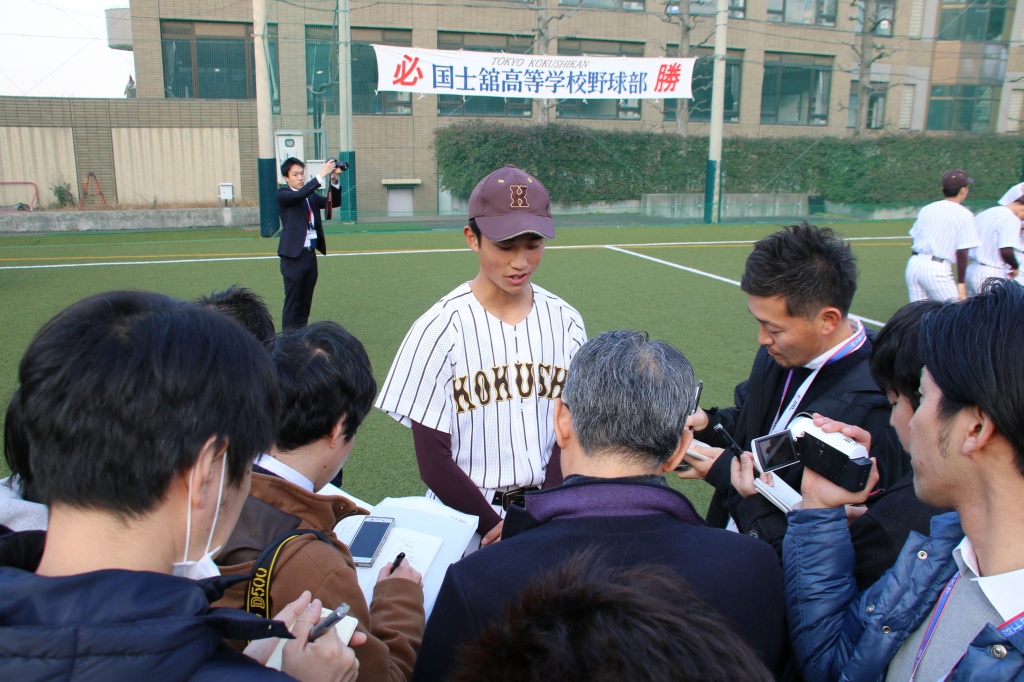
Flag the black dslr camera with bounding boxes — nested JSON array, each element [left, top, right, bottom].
[[328, 159, 349, 172]]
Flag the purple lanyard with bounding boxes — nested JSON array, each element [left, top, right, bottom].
[[909, 572, 961, 682], [770, 325, 868, 432]]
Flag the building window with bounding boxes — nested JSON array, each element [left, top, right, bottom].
[[161, 21, 279, 110], [684, 0, 746, 18], [556, 39, 644, 120], [558, 0, 645, 10], [306, 26, 338, 116], [927, 84, 1000, 131], [766, 0, 837, 26], [761, 53, 832, 125], [351, 28, 413, 116], [437, 32, 533, 118], [847, 82, 886, 128], [938, 0, 1012, 42], [665, 49, 742, 123], [855, 0, 894, 36]]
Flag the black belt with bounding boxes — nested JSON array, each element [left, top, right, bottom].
[[912, 251, 947, 263], [304, 245, 316, 252], [491, 486, 539, 510]]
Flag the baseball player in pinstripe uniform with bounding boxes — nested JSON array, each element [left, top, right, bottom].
[[965, 183, 1024, 295], [906, 169, 980, 302], [375, 165, 587, 547]]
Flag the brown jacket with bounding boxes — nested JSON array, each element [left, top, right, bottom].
[[215, 473, 424, 682]]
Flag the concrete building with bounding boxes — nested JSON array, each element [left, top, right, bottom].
[[3, 0, 1023, 215]]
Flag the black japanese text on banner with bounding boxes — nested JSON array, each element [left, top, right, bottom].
[[372, 45, 695, 100]]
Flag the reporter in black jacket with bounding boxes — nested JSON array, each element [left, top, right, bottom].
[[276, 157, 343, 331]]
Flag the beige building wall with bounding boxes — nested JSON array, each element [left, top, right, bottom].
[[0, 127, 77, 208], [111, 128, 242, 206]]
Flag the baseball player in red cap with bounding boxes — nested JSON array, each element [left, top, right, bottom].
[[375, 165, 587, 548], [905, 169, 980, 302]]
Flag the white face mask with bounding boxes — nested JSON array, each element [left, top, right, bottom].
[[172, 453, 227, 580]]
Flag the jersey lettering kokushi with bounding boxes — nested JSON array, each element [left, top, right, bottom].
[[376, 282, 587, 490]]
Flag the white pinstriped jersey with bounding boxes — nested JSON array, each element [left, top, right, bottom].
[[375, 282, 587, 490], [909, 199, 979, 261], [970, 206, 1022, 269]]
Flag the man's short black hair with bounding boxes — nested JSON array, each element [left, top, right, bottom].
[[869, 300, 945, 410], [741, 222, 858, 319], [467, 218, 481, 241], [3, 389, 34, 503], [920, 278, 1024, 475], [196, 285, 276, 347], [450, 549, 774, 682], [272, 321, 376, 451], [280, 157, 305, 178], [18, 291, 279, 517]]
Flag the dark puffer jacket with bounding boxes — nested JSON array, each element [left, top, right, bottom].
[[0, 529, 293, 681]]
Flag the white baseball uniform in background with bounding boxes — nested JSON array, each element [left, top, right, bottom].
[[376, 282, 587, 497], [906, 199, 979, 302], [966, 205, 1023, 295]]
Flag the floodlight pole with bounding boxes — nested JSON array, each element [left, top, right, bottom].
[[336, 0, 357, 222], [253, 0, 279, 237], [703, 0, 728, 224]]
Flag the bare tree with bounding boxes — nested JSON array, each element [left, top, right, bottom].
[[662, 0, 694, 135], [852, 0, 892, 138]]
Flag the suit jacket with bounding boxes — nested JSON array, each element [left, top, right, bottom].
[[275, 178, 341, 258], [697, 342, 908, 556], [413, 476, 788, 681]]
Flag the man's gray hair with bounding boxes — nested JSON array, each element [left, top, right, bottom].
[[562, 330, 696, 467]]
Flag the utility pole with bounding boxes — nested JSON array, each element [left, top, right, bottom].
[[336, 0, 357, 221], [253, 0, 278, 237], [704, 0, 727, 223]]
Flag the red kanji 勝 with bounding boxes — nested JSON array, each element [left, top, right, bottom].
[[653, 63, 682, 93], [393, 54, 424, 86]]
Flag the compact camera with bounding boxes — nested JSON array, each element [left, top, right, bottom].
[[751, 416, 872, 492], [328, 159, 349, 172]]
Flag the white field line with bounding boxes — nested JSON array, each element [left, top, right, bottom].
[[605, 245, 887, 328]]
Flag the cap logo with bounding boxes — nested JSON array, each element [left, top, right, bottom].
[[510, 184, 529, 208]]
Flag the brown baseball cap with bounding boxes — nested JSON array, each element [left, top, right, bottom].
[[468, 164, 555, 241], [941, 169, 974, 192]]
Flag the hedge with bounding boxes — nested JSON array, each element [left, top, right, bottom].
[[433, 121, 1024, 205]]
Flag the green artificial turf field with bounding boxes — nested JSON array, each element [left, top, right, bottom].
[[0, 219, 914, 514]]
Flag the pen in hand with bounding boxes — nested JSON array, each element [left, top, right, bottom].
[[307, 603, 350, 643], [713, 423, 746, 458], [389, 552, 405, 575]]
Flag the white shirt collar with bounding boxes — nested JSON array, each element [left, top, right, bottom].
[[254, 453, 315, 493], [953, 535, 1024, 622], [803, 319, 863, 370]]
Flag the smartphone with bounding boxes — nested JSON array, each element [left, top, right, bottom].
[[751, 430, 800, 473], [348, 516, 395, 567]]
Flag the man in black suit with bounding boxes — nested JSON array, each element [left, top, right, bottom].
[[276, 157, 343, 330]]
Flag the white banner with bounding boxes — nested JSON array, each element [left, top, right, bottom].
[[372, 45, 695, 100]]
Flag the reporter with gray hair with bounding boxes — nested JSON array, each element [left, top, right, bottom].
[[412, 330, 787, 681]]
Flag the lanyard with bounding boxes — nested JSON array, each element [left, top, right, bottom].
[[909, 572, 961, 682], [769, 323, 868, 433], [306, 198, 315, 228], [1000, 609, 1024, 638]]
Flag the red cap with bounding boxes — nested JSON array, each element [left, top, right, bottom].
[[468, 165, 555, 241], [942, 169, 974, 193]]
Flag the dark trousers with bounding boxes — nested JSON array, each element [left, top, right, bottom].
[[280, 248, 318, 331]]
